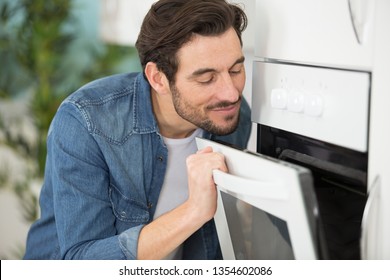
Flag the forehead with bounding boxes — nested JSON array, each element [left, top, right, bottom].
[[176, 28, 244, 75]]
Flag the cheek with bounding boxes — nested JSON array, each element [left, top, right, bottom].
[[232, 72, 246, 93], [177, 84, 209, 108]]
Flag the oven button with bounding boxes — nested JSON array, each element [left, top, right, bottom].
[[287, 90, 305, 113], [304, 94, 324, 117], [271, 88, 288, 109]]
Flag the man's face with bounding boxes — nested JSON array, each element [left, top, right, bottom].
[[170, 27, 246, 136]]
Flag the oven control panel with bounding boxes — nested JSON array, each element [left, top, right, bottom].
[[252, 61, 370, 152], [270, 87, 324, 117]]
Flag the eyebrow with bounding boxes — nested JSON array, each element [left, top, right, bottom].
[[188, 56, 245, 79]]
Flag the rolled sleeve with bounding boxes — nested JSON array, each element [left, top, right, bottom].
[[118, 224, 145, 259]]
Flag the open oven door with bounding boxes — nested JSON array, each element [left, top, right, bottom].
[[196, 137, 328, 260]]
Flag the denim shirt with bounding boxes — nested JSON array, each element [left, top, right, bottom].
[[24, 72, 252, 260]]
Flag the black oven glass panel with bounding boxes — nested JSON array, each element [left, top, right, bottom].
[[221, 191, 294, 260]]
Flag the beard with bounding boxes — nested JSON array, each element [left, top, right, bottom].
[[170, 84, 241, 136]]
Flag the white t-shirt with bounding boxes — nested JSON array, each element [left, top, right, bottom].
[[153, 128, 203, 259]]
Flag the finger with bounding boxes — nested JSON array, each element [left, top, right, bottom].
[[196, 146, 213, 154]]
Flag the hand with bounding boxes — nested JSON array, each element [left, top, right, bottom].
[[185, 146, 228, 224]]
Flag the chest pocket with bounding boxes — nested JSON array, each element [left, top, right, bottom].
[[109, 184, 150, 229]]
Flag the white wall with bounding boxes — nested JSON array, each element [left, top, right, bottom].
[[366, 0, 390, 259]]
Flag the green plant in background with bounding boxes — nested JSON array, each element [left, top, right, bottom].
[[0, 0, 140, 258]]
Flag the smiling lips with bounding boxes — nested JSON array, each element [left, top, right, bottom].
[[208, 98, 241, 115]]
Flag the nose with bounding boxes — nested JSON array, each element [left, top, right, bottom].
[[217, 73, 242, 103]]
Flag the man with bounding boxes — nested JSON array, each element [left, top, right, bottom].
[[24, 0, 251, 260]]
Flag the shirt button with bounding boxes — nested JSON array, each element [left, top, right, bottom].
[[157, 156, 163, 162], [147, 202, 153, 209], [120, 211, 127, 218]]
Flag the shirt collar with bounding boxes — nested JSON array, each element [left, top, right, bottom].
[[132, 73, 160, 134]]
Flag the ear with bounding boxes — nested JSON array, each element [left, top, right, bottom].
[[144, 62, 170, 95]]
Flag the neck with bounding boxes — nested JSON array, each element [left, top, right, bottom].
[[151, 89, 197, 139]]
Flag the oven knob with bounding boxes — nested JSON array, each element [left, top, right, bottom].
[[304, 94, 324, 117], [271, 88, 288, 109], [287, 90, 305, 113]]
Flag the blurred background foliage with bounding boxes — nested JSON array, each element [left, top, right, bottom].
[[0, 0, 140, 258]]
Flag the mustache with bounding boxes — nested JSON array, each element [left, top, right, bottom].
[[206, 97, 242, 110]]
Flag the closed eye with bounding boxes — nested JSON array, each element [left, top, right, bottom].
[[198, 76, 215, 84], [229, 64, 244, 75], [229, 69, 242, 75], [194, 72, 216, 84]]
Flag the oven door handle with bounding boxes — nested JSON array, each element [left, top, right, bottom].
[[212, 169, 288, 200], [279, 149, 367, 186]]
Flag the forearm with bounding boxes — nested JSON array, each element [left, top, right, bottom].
[[137, 201, 206, 260]]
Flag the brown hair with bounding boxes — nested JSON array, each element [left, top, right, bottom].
[[135, 0, 248, 84]]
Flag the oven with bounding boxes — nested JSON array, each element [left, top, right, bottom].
[[252, 61, 370, 259]]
